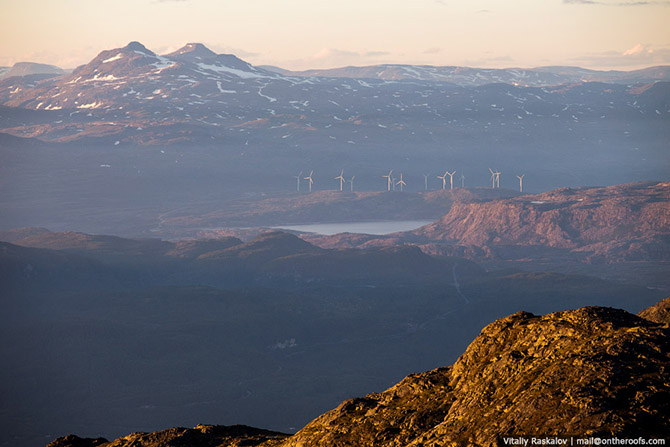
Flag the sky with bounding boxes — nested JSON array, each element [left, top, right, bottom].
[[1, 0, 669, 71]]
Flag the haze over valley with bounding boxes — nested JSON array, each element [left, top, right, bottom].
[[1, 12, 669, 446]]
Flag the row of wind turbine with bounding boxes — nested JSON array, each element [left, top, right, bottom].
[[292, 169, 526, 192]]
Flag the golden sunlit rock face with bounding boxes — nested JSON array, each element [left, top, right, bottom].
[[278, 304, 669, 446], [48, 299, 669, 447]]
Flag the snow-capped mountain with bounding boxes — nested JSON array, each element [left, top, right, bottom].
[[2, 41, 282, 111]]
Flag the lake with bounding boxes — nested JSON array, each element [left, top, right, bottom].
[[271, 220, 434, 235]]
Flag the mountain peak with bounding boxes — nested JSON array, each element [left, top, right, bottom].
[[167, 42, 217, 59], [123, 41, 153, 55]]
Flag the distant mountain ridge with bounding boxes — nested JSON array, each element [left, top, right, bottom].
[[304, 181, 670, 265], [268, 63, 670, 87], [0, 41, 667, 149], [0, 62, 65, 80]]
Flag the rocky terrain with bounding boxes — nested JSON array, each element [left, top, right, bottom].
[[301, 181, 670, 288], [415, 181, 670, 261], [46, 298, 670, 447], [638, 297, 670, 324]]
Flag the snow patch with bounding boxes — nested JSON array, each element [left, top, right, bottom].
[[102, 53, 123, 63], [216, 81, 236, 93], [151, 55, 176, 72], [86, 73, 119, 82], [197, 62, 269, 79], [258, 86, 276, 102]]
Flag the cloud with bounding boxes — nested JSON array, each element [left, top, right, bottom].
[[571, 44, 670, 68], [623, 43, 651, 56], [423, 47, 442, 54]]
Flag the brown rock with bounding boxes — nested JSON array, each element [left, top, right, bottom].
[[638, 297, 670, 324], [278, 305, 670, 446]]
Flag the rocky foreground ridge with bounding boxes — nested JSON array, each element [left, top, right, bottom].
[[49, 298, 670, 447]]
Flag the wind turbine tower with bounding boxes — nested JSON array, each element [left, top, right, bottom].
[[335, 169, 345, 191], [293, 171, 302, 192], [437, 171, 448, 190], [460, 173, 465, 188], [382, 170, 393, 191], [489, 168, 496, 189], [495, 170, 501, 189], [349, 175, 355, 192], [396, 173, 406, 191], [446, 170, 456, 190], [423, 174, 429, 191], [304, 170, 314, 193], [516, 174, 525, 193]]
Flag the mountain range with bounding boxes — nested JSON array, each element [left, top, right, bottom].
[[267, 63, 670, 86], [1, 41, 669, 236], [1, 40, 667, 149]]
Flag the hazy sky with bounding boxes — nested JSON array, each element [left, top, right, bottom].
[[1, 0, 668, 70]]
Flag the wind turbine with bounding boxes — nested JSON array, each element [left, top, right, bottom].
[[489, 168, 496, 189], [292, 171, 302, 192], [334, 169, 345, 191], [423, 174, 429, 191], [382, 170, 393, 191], [437, 171, 448, 190], [495, 170, 501, 189], [396, 173, 406, 191], [349, 175, 355, 192], [460, 173, 465, 188], [304, 170, 314, 193], [516, 174, 525, 193], [446, 170, 456, 190]]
